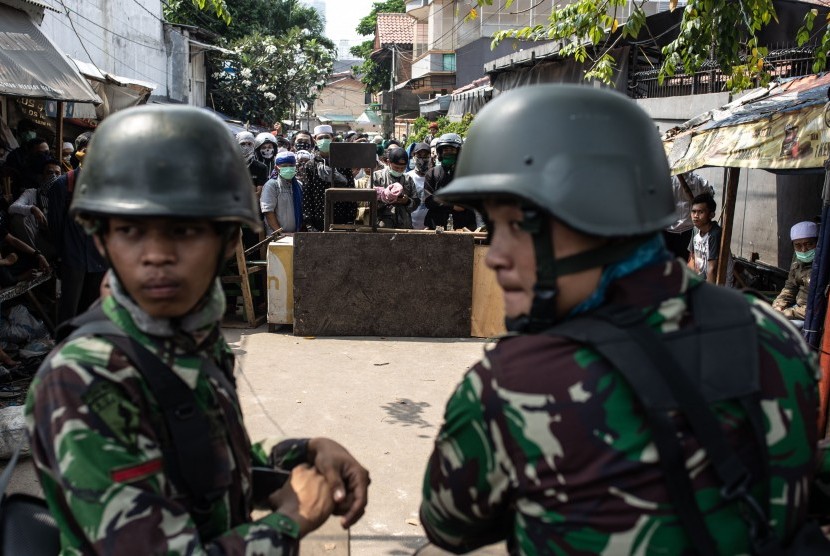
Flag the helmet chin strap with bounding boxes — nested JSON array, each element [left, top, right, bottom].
[[505, 209, 557, 334], [505, 209, 648, 334]]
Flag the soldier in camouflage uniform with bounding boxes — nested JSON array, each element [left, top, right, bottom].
[[26, 106, 369, 554], [419, 85, 825, 554]]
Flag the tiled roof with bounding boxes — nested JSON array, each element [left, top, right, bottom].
[[376, 13, 413, 46]]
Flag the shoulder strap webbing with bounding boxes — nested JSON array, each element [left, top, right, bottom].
[[547, 284, 777, 555], [0, 447, 21, 500], [64, 309, 231, 509]]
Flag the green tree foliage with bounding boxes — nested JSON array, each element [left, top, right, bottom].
[[175, 0, 231, 24], [475, 0, 828, 91], [164, 0, 332, 48], [164, 0, 336, 124], [210, 30, 335, 127], [406, 114, 475, 147], [350, 0, 407, 93]]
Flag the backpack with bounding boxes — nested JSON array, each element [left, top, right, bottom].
[[549, 282, 830, 555]]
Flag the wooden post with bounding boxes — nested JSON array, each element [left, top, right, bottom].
[[55, 101, 64, 156], [716, 167, 740, 286]]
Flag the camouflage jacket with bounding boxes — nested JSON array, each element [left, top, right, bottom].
[[421, 260, 822, 555], [772, 259, 812, 320], [26, 288, 308, 555]]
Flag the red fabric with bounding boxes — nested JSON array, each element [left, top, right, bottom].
[[111, 458, 163, 483]]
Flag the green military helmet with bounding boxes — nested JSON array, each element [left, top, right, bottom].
[[437, 85, 674, 237], [71, 105, 262, 231]]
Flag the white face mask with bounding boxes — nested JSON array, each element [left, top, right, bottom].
[[260, 146, 274, 159]]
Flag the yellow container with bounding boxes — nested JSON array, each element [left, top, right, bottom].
[[267, 237, 294, 325]]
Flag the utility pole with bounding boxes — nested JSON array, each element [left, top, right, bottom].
[[390, 44, 397, 138]]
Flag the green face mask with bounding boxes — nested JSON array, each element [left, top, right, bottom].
[[317, 139, 332, 153], [389, 169, 403, 178], [279, 166, 297, 180], [441, 155, 457, 168], [796, 248, 816, 263]]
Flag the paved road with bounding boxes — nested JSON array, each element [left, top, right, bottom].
[[8, 326, 488, 555], [227, 327, 486, 555]]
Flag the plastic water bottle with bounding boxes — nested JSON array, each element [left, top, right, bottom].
[[447, 214, 454, 231]]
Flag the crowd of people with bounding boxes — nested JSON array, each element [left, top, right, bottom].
[[237, 123, 476, 234], [0, 119, 467, 328]]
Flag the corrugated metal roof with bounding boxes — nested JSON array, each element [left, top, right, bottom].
[[0, 0, 59, 24]]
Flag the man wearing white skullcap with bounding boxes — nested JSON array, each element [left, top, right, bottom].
[[772, 220, 819, 327], [313, 124, 333, 136]]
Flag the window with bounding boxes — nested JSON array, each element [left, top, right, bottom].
[[442, 53, 456, 72]]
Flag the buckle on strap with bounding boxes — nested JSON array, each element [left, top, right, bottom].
[[721, 474, 774, 544]]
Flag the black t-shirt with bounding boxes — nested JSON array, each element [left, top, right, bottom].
[[248, 160, 269, 187]]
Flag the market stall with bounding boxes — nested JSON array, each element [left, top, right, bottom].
[[663, 72, 830, 431]]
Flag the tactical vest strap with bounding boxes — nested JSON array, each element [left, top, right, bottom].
[[546, 283, 779, 555], [63, 303, 235, 519]]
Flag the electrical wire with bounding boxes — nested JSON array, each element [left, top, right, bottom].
[[44, 0, 167, 46], [55, 0, 102, 75], [56, 1, 168, 52], [128, 0, 166, 24]]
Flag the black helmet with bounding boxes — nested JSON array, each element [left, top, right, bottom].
[[435, 133, 462, 157], [71, 105, 262, 231], [437, 85, 673, 237]]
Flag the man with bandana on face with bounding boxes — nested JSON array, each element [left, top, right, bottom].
[[301, 125, 356, 232], [255, 132, 279, 178], [292, 130, 314, 185], [236, 131, 268, 198], [772, 220, 819, 328]]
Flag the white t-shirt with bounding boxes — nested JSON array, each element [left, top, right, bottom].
[[689, 222, 734, 286]]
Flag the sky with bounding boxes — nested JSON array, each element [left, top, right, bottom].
[[322, 0, 377, 54]]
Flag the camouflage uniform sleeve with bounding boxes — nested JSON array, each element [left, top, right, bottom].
[[420, 359, 513, 551], [26, 339, 301, 556]]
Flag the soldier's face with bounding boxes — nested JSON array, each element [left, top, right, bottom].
[[484, 203, 537, 319], [484, 202, 605, 320], [98, 217, 234, 319]]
